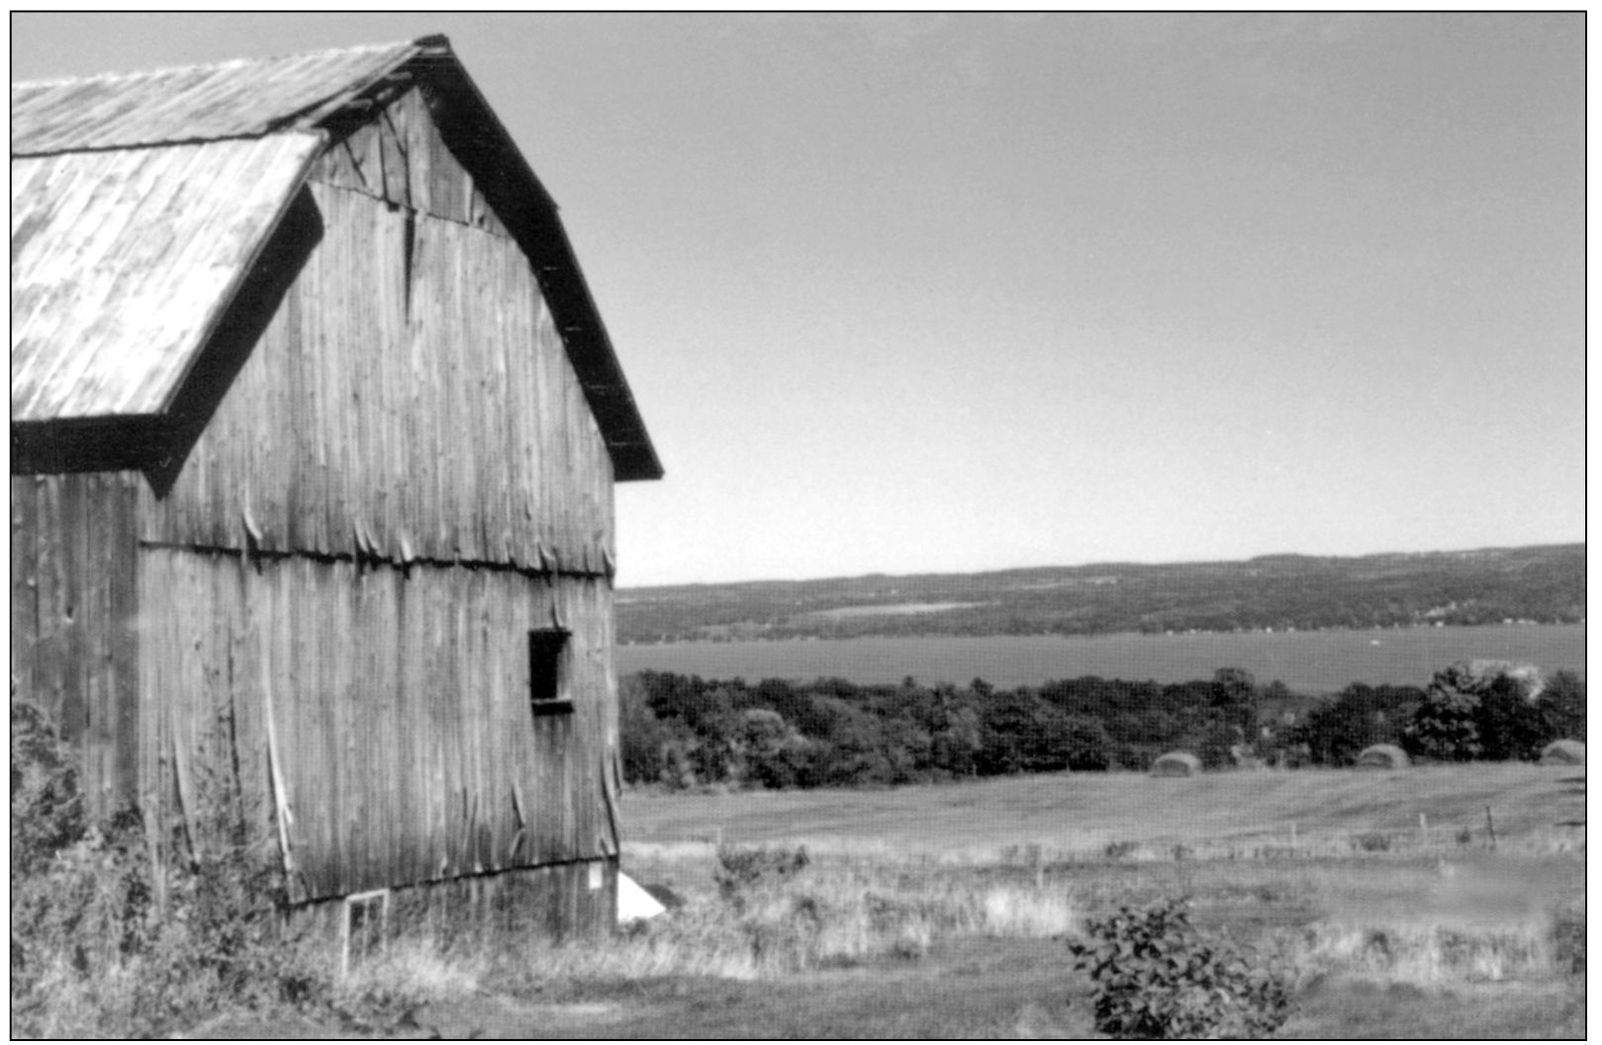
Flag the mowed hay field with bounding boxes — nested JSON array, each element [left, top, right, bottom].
[[622, 762, 1583, 856], [197, 764, 1582, 1038], [590, 763, 1584, 1039]]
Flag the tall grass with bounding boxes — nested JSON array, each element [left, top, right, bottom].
[[1294, 917, 1563, 985], [331, 848, 1088, 1015]]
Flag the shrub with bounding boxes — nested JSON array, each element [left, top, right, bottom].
[[714, 844, 810, 899], [10, 686, 87, 877], [1068, 898, 1294, 1039], [1550, 908, 1585, 977], [1351, 831, 1392, 853]]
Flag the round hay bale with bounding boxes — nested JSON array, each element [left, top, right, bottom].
[[1150, 751, 1201, 777], [1540, 739, 1585, 766], [1355, 743, 1410, 769]]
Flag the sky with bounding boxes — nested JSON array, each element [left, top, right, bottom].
[[10, 12, 1587, 587]]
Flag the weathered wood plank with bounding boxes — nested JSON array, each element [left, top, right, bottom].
[[9, 474, 141, 817], [142, 98, 617, 573]]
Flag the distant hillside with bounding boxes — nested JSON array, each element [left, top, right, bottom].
[[617, 544, 1585, 644]]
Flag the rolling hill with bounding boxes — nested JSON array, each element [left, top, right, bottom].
[[617, 544, 1585, 644]]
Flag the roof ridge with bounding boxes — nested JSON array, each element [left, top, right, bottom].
[[11, 35, 442, 89]]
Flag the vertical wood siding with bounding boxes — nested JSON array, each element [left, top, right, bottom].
[[313, 87, 511, 237], [292, 858, 618, 942], [139, 93, 615, 573], [10, 473, 141, 817], [139, 549, 619, 902]]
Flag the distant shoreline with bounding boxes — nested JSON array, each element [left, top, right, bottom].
[[615, 623, 1586, 694], [619, 618, 1578, 647]]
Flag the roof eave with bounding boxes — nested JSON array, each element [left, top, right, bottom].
[[401, 44, 663, 483]]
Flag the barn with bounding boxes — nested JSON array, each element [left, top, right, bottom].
[[11, 36, 661, 939]]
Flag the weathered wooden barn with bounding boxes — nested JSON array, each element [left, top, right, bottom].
[[11, 35, 661, 937]]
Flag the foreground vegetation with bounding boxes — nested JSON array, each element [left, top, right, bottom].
[[321, 765, 1584, 1037], [612, 764, 1584, 1037], [10, 693, 330, 1038]]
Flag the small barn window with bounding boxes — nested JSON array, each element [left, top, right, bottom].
[[529, 628, 574, 716]]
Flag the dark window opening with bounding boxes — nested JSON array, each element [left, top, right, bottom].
[[529, 628, 574, 716]]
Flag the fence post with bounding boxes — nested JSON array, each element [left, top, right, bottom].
[[1484, 805, 1497, 852]]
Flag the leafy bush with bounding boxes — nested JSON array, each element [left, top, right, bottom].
[[1068, 898, 1294, 1039]]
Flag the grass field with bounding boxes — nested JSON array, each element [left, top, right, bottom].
[[159, 764, 1584, 1038], [597, 764, 1584, 1038], [620, 761, 1584, 857], [278, 763, 1581, 1039], [616, 623, 1585, 693]]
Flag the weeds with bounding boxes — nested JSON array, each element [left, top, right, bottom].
[[9, 690, 330, 1037], [715, 843, 810, 898], [1294, 916, 1567, 985], [1548, 908, 1585, 976]]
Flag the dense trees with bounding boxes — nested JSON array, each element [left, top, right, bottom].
[[1289, 684, 1423, 766], [1403, 661, 1586, 763], [619, 661, 1585, 791]]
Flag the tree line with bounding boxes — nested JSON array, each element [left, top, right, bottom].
[[620, 663, 1585, 790]]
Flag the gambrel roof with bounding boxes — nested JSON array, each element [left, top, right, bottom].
[[11, 35, 662, 481]]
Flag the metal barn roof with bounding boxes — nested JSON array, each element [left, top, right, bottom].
[[11, 134, 324, 422], [10, 35, 662, 481], [10, 40, 426, 154]]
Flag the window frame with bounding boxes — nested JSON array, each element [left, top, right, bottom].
[[528, 627, 575, 717]]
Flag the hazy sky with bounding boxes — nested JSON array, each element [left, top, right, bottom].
[[11, 13, 1586, 587]]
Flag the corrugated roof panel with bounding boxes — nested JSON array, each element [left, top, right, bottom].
[[11, 40, 419, 154], [11, 132, 324, 421]]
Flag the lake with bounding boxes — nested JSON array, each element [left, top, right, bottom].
[[616, 624, 1585, 693]]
